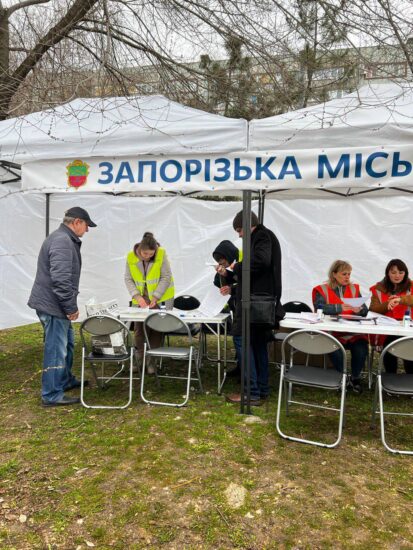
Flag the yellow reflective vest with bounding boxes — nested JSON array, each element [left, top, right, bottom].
[[126, 247, 174, 304]]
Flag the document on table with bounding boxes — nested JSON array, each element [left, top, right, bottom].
[[196, 286, 230, 317], [373, 313, 401, 325], [342, 295, 370, 308], [285, 312, 321, 324]]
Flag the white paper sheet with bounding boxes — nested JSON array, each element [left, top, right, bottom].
[[197, 286, 230, 317], [342, 295, 370, 308]]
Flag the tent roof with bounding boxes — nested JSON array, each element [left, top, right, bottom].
[[0, 95, 247, 165], [249, 81, 413, 150]]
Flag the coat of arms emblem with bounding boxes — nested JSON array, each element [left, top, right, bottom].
[[67, 159, 89, 189]]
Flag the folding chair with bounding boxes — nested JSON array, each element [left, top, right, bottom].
[[140, 311, 203, 407], [371, 336, 413, 455], [276, 329, 347, 448], [169, 295, 201, 337], [79, 315, 134, 409], [272, 301, 313, 367]]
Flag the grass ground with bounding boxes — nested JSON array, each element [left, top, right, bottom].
[[0, 323, 413, 550]]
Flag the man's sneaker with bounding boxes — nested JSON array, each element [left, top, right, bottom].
[[226, 365, 241, 379], [65, 380, 89, 391], [42, 395, 80, 407], [349, 378, 363, 395], [146, 359, 157, 375]]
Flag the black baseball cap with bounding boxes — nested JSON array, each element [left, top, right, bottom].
[[65, 206, 97, 227]]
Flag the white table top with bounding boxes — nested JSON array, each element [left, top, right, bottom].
[[118, 307, 230, 324], [280, 315, 413, 337]]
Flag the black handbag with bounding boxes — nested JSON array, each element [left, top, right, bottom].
[[250, 293, 285, 328]]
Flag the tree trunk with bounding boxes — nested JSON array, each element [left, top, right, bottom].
[[0, 0, 98, 119], [0, 7, 10, 120]]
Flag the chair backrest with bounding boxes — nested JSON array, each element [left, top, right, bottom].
[[80, 315, 132, 353], [379, 336, 413, 367], [144, 311, 192, 347], [173, 295, 200, 311], [282, 329, 346, 371], [283, 301, 312, 313]]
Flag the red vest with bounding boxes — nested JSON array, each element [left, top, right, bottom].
[[370, 283, 413, 320], [312, 283, 359, 315], [312, 282, 365, 344]]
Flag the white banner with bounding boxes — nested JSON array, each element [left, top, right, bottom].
[[22, 145, 413, 194]]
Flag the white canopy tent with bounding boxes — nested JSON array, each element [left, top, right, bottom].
[[1, 82, 413, 330], [0, 95, 248, 329], [249, 81, 413, 197]]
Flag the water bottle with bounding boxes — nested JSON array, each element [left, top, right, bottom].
[[403, 313, 410, 328]]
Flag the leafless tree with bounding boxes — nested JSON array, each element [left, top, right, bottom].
[[0, 0, 412, 121]]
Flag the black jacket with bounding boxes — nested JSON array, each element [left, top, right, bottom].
[[28, 224, 82, 318], [232, 224, 282, 336]]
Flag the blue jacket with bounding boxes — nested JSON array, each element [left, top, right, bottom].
[[28, 224, 82, 318]]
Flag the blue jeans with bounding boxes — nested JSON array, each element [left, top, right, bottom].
[[37, 311, 77, 403], [233, 335, 269, 400], [329, 338, 368, 380]]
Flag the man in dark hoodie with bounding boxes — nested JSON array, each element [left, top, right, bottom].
[[212, 240, 241, 377]]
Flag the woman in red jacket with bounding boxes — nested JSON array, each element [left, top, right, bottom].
[[370, 259, 413, 374], [312, 259, 368, 393]]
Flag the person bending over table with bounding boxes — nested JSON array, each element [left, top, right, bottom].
[[369, 258, 413, 374], [312, 259, 368, 394], [124, 231, 174, 373]]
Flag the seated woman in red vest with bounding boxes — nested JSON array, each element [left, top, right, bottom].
[[370, 258, 413, 374], [312, 259, 368, 394], [124, 232, 174, 372]]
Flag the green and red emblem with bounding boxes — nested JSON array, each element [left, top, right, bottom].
[[67, 159, 89, 189]]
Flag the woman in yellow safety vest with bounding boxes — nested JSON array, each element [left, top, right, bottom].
[[124, 232, 174, 370]]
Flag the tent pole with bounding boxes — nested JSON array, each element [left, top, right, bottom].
[[45, 194, 50, 237], [240, 190, 252, 415], [258, 190, 266, 224]]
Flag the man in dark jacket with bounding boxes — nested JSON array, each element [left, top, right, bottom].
[[28, 207, 97, 406], [226, 210, 282, 405]]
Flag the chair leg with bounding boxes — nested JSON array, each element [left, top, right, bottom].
[[276, 365, 286, 436], [141, 347, 196, 407], [378, 376, 413, 455], [370, 378, 379, 428], [284, 379, 290, 417], [367, 347, 375, 390], [276, 368, 346, 448], [194, 350, 204, 393], [81, 348, 133, 410]]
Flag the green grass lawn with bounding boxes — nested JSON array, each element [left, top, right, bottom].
[[0, 323, 413, 549]]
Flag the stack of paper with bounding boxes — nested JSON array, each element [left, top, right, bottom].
[[374, 314, 400, 326], [285, 312, 321, 324]]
